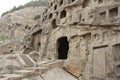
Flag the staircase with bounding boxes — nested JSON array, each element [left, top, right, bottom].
[[20, 55, 36, 67], [0, 53, 78, 80], [16, 54, 36, 67], [16, 54, 28, 67]]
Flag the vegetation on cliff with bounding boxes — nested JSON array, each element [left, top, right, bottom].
[[1, 0, 48, 17]]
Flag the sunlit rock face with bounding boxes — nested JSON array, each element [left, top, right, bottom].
[[37, 0, 120, 79], [0, 0, 120, 80], [0, 6, 45, 46]]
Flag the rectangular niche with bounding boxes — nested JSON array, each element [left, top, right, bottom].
[[83, 0, 90, 8], [92, 46, 108, 80], [112, 44, 120, 61], [93, 47, 106, 76], [109, 7, 118, 18], [100, 11, 106, 20], [68, 0, 75, 4], [98, 0, 103, 4], [113, 44, 120, 76]]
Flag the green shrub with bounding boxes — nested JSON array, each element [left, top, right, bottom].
[[1, 0, 48, 17], [33, 15, 41, 20], [0, 36, 8, 41], [16, 23, 22, 26]]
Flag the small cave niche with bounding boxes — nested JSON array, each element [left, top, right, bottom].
[[82, 19, 85, 22], [10, 50, 14, 53], [45, 9, 48, 13], [89, 15, 93, 19], [94, 0, 97, 2], [56, 11, 59, 16], [69, 0, 75, 4], [45, 15, 47, 20], [25, 25, 28, 29], [60, 0, 63, 6], [54, 5, 57, 10], [115, 0, 119, 2], [28, 27, 31, 30], [116, 64, 120, 74], [28, 38, 31, 41], [25, 27, 27, 29], [93, 34, 100, 41], [23, 45, 26, 48], [98, 0, 103, 4], [60, 10, 67, 19], [38, 42, 41, 47], [52, 19, 57, 29], [57, 37, 69, 59], [72, 0, 75, 2], [112, 44, 120, 61], [9, 47, 11, 49], [42, 18, 44, 22], [83, 0, 90, 8], [79, 14, 81, 22], [109, 7, 118, 18], [49, 13, 53, 19], [50, 2, 53, 7], [103, 31, 108, 41], [100, 11, 106, 20]]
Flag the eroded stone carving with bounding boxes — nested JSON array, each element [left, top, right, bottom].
[[0, 0, 120, 80]]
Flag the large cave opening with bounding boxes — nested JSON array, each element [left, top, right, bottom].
[[57, 37, 69, 59]]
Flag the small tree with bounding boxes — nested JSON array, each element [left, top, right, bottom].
[[33, 15, 41, 20]]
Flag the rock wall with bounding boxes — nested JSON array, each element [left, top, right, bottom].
[[0, 6, 45, 45], [0, 0, 120, 80], [26, 0, 120, 80]]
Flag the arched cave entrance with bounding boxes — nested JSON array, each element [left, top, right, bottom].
[[60, 10, 67, 19], [57, 37, 69, 59], [52, 19, 57, 29]]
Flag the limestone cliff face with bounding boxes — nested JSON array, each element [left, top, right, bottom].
[[0, 6, 45, 46], [1, 0, 120, 80]]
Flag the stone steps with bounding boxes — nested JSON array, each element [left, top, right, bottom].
[[6, 55, 16, 60], [37, 60, 51, 66], [24, 66, 49, 74], [16, 54, 28, 67], [22, 76, 44, 80], [0, 58, 76, 80], [0, 54, 69, 80], [13, 66, 49, 78], [1, 74, 23, 80], [21, 55, 36, 67], [14, 69, 37, 78], [90, 75, 105, 80], [41, 68, 78, 80], [20, 68, 78, 80], [13, 60, 64, 79], [39, 60, 64, 69], [0, 66, 48, 80]]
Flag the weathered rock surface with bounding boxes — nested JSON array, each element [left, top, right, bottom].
[[41, 68, 77, 80], [0, 6, 45, 46], [0, 0, 120, 80]]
